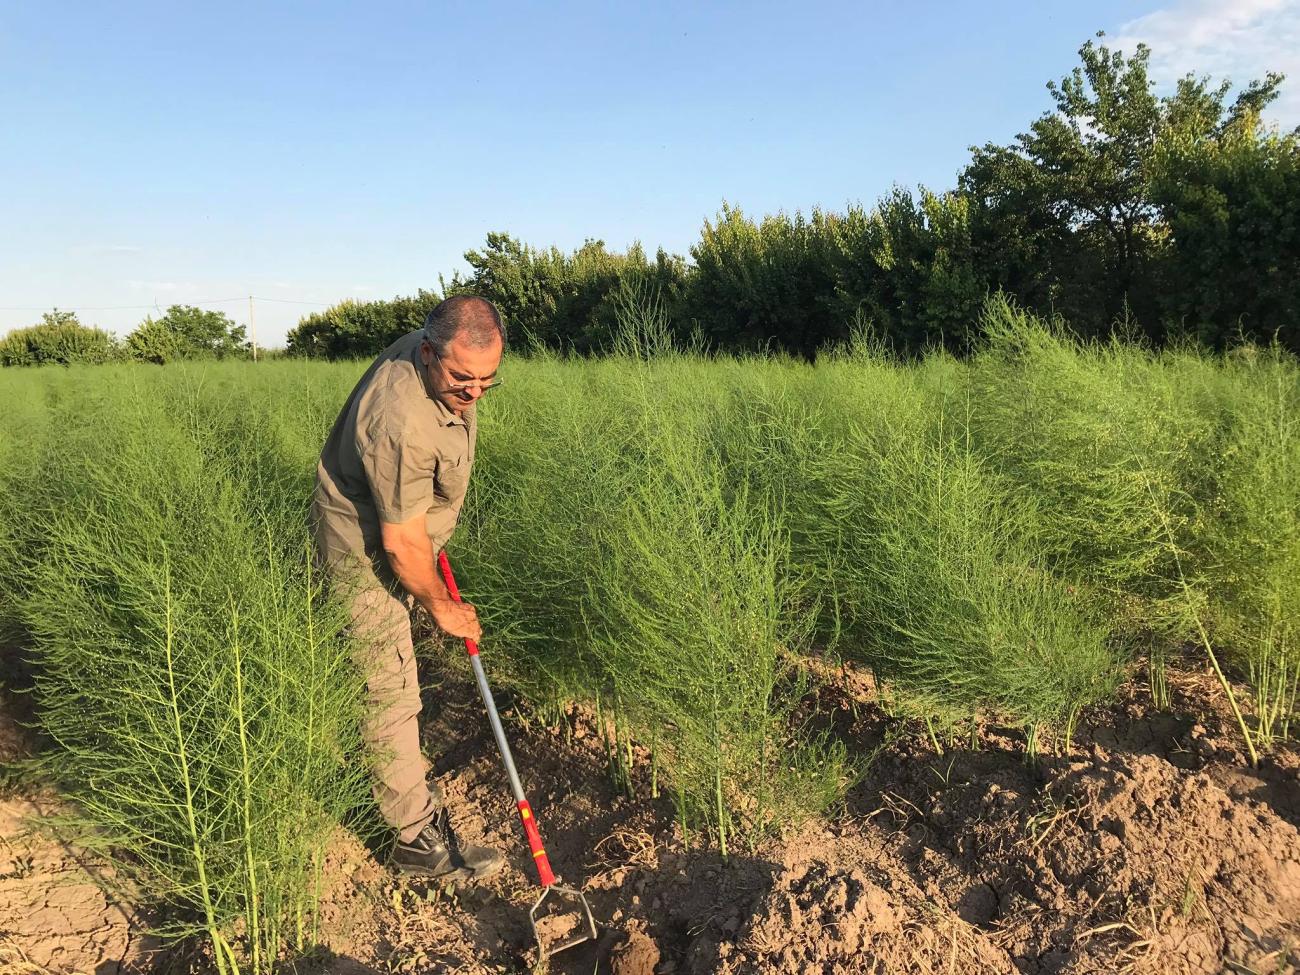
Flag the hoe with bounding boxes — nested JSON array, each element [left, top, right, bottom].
[[437, 551, 599, 959]]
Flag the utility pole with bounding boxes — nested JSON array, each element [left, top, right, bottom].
[[248, 295, 258, 362]]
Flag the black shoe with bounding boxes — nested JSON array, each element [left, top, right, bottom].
[[391, 808, 506, 882]]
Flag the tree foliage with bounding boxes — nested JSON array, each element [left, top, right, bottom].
[[126, 305, 250, 363], [0, 310, 122, 367], [285, 290, 441, 360], [831, 189, 984, 353], [962, 35, 1295, 345], [267, 36, 1298, 360], [1152, 91, 1300, 344], [684, 203, 841, 355], [447, 233, 688, 353]]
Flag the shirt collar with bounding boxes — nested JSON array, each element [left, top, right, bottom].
[[432, 392, 468, 428]]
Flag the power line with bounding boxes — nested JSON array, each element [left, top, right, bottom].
[[246, 296, 337, 306]]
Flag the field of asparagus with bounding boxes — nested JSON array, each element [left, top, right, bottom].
[[0, 298, 1297, 975]]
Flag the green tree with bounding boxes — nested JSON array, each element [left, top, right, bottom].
[[285, 290, 441, 359], [0, 310, 121, 366], [684, 196, 983, 358], [962, 36, 1166, 336], [127, 305, 250, 363], [962, 35, 1288, 343], [823, 190, 984, 353], [684, 203, 842, 357], [1151, 83, 1299, 349], [125, 317, 183, 364], [449, 232, 687, 352]]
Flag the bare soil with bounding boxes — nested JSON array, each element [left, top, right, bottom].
[[3, 647, 1298, 975], [0, 663, 150, 975]]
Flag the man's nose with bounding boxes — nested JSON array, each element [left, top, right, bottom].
[[467, 385, 484, 400]]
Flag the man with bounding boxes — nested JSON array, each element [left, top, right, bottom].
[[311, 294, 506, 881]]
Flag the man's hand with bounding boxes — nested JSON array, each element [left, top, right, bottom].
[[430, 597, 482, 642]]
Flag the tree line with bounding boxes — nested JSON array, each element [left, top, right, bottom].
[[0, 306, 251, 367], [287, 38, 1299, 360], [6, 37, 1298, 366]]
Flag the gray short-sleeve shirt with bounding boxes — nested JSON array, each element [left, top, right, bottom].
[[311, 330, 477, 585]]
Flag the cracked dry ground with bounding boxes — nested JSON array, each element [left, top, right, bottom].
[[0, 672, 147, 975], [0, 797, 145, 975], [3, 650, 1299, 975]]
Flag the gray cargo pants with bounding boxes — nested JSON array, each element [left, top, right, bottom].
[[346, 584, 443, 843]]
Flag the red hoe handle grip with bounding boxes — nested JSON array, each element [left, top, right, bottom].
[[517, 800, 556, 886]]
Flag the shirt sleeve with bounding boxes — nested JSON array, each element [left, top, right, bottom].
[[357, 420, 437, 525]]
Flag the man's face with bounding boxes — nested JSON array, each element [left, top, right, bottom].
[[420, 333, 503, 415]]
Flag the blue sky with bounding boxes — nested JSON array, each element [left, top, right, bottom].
[[3, 0, 1298, 347]]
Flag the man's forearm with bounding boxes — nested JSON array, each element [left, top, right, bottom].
[[382, 533, 453, 615]]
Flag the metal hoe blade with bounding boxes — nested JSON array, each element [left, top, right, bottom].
[[529, 883, 599, 958]]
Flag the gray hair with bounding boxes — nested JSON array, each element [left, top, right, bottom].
[[422, 295, 506, 355]]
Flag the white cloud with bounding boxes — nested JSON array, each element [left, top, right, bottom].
[[1110, 0, 1300, 128]]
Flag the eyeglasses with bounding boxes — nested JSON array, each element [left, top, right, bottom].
[[425, 342, 503, 394]]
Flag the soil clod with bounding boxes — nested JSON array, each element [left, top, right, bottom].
[[609, 921, 660, 975]]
